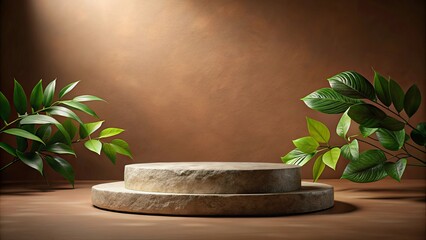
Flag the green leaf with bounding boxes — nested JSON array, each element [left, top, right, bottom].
[[46, 106, 83, 124], [59, 81, 80, 99], [379, 116, 405, 131], [0, 91, 11, 121], [20, 114, 59, 125], [292, 136, 319, 154], [410, 122, 426, 146], [45, 143, 76, 156], [79, 124, 89, 139], [302, 88, 362, 114], [322, 147, 341, 170], [306, 117, 330, 143], [111, 139, 133, 158], [389, 79, 404, 112], [312, 154, 325, 182], [2, 128, 45, 144], [373, 71, 391, 106], [404, 84, 421, 118], [102, 143, 117, 164], [16, 151, 43, 175], [43, 79, 56, 107], [327, 71, 376, 100], [341, 139, 359, 161], [45, 155, 75, 187], [0, 142, 16, 157], [73, 95, 105, 102], [83, 121, 104, 136], [99, 128, 125, 139], [376, 129, 405, 151], [384, 159, 407, 182], [13, 79, 27, 114], [281, 149, 316, 166], [20, 115, 70, 144], [62, 119, 77, 140], [30, 80, 44, 110], [348, 104, 386, 128], [31, 125, 52, 152], [84, 139, 102, 155], [336, 110, 351, 139], [359, 126, 378, 137], [61, 101, 98, 118], [342, 150, 388, 183]]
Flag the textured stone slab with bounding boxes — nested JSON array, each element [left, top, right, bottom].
[[124, 162, 301, 194], [92, 181, 333, 216]]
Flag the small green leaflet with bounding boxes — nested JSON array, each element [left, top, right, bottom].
[[292, 136, 319, 154], [281, 149, 316, 166], [306, 117, 330, 143]]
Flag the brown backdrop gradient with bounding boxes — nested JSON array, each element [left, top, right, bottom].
[[1, 0, 425, 181]]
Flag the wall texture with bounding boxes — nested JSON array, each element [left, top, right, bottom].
[[1, 0, 425, 181]]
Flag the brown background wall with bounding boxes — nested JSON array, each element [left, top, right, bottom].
[[1, 0, 425, 181]]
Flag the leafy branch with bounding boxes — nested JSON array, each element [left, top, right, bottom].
[[282, 70, 425, 183], [0, 79, 133, 187]]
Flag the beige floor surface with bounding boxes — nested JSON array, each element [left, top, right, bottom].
[[0, 179, 425, 240]]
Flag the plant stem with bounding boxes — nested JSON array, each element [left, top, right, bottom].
[[407, 163, 426, 167], [373, 101, 416, 130], [0, 158, 19, 172], [356, 138, 395, 156], [402, 146, 426, 164], [405, 142, 426, 154]]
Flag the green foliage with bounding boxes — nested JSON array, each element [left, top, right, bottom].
[[306, 117, 330, 143], [292, 136, 319, 154], [302, 88, 362, 114], [327, 71, 376, 100], [404, 84, 421, 117], [0, 79, 133, 187], [283, 69, 424, 183]]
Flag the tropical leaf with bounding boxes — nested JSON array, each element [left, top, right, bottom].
[[341, 150, 388, 183], [20, 114, 59, 125], [43, 79, 56, 107], [45, 142, 76, 156], [83, 121, 104, 136], [302, 88, 362, 114], [62, 119, 77, 140], [281, 149, 316, 166], [73, 95, 104, 102], [0, 91, 11, 121], [404, 84, 421, 117], [410, 122, 426, 146], [84, 139, 102, 155], [384, 159, 407, 182], [0, 142, 16, 157], [45, 155, 75, 187], [327, 71, 375, 100], [336, 110, 351, 139], [59, 81, 80, 99], [292, 136, 319, 154], [2, 128, 45, 144], [306, 117, 330, 143], [111, 139, 133, 158], [389, 79, 404, 113], [348, 104, 386, 128], [341, 139, 359, 161], [13, 79, 27, 114], [373, 71, 391, 106], [30, 80, 44, 111], [61, 101, 98, 118], [16, 151, 43, 175], [312, 154, 325, 182], [46, 106, 83, 124], [322, 147, 341, 170], [102, 143, 117, 164], [379, 116, 405, 131], [376, 129, 405, 151], [99, 128, 124, 139], [359, 126, 378, 137]]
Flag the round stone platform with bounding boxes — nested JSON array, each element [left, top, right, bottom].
[[92, 181, 334, 216], [124, 162, 301, 194]]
